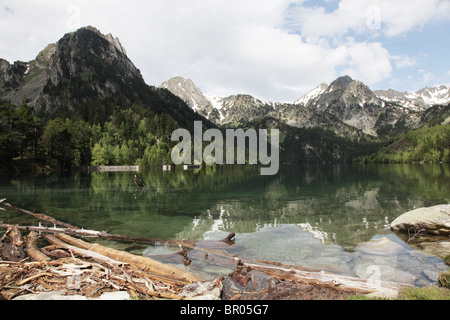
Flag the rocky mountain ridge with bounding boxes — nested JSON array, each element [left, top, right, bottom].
[[160, 75, 450, 138], [374, 86, 450, 111]]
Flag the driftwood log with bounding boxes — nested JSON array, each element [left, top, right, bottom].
[[54, 233, 200, 283], [238, 260, 407, 298], [1, 200, 236, 248], [26, 231, 51, 263], [1, 202, 79, 229], [44, 234, 124, 265], [0, 223, 236, 252]]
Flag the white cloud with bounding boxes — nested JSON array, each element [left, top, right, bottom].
[[339, 41, 392, 85], [419, 69, 435, 83], [392, 55, 417, 69], [287, 0, 450, 38]]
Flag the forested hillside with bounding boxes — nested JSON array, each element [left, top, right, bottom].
[[355, 123, 450, 164], [0, 99, 179, 172]]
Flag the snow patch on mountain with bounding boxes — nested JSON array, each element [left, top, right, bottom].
[[294, 83, 328, 107], [375, 86, 450, 111], [406, 85, 450, 106]]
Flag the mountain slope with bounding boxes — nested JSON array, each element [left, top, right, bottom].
[[0, 26, 207, 128], [308, 76, 382, 135], [160, 76, 215, 116], [356, 121, 450, 164], [293, 83, 328, 107]]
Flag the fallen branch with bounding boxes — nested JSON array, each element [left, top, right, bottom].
[[55, 233, 201, 284], [16, 273, 53, 286], [44, 234, 124, 265], [0, 223, 108, 238], [1, 202, 79, 229], [0, 223, 237, 251], [0, 201, 237, 250]]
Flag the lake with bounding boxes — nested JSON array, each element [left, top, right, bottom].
[[1, 164, 449, 287]]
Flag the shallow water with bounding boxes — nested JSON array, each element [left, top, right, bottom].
[[1, 164, 449, 286]]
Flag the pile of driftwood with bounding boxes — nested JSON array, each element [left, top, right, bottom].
[[0, 199, 409, 300], [0, 227, 212, 300], [0, 200, 222, 300]]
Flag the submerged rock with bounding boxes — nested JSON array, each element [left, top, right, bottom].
[[355, 236, 407, 256], [412, 240, 450, 260]]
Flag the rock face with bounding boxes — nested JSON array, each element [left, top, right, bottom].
[[160, 76, 215, 117], [391, 204, 450, 236], [311, 77, 382, 136]]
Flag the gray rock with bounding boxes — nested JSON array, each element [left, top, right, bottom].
[[391, 204, 450, 236], [391, 204, 450, 260], [412, 240, 450, 260]]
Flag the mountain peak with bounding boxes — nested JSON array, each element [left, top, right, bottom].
[[160, 76, 214, 115], [329, 75, 353, 90], [0, 26, 207, 128], [64, 26, 128, 56], [1, 25, 145, 112]]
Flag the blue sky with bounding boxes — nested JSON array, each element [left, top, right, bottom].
[[379, 20, 450, 90], [1, 0, 449, 102]]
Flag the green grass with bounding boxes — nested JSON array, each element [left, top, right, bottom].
[[397, 286, 450, 300], [348, 286, 450, 300]]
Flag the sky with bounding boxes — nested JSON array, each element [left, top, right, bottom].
[[1, 0, 449, 102]]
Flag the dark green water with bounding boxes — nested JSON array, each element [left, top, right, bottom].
[[1, 164, 449, 286]]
